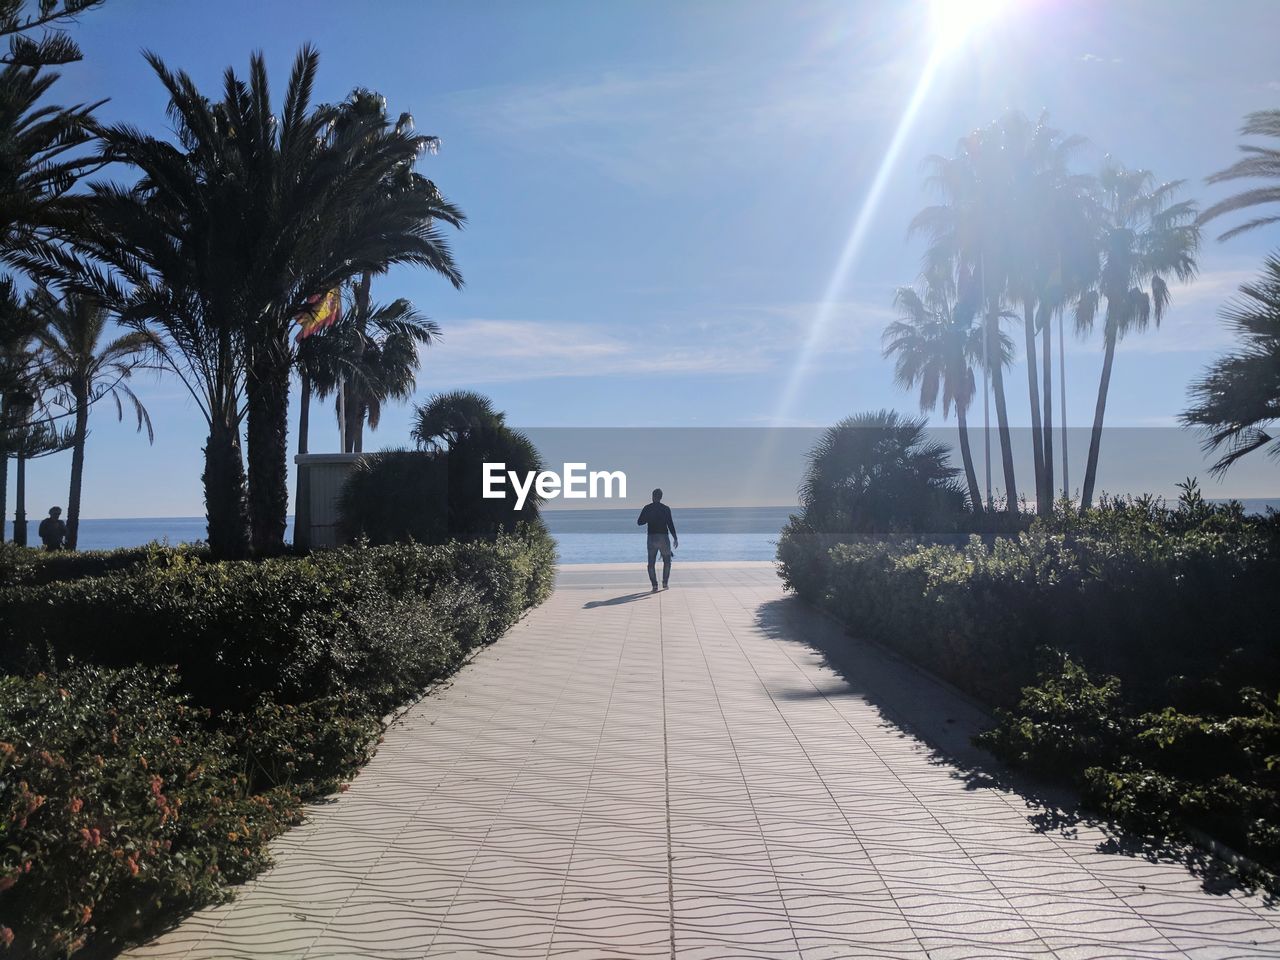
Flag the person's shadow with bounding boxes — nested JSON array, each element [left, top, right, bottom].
[[583, 592, 653, 608]]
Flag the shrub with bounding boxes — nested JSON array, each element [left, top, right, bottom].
[[777, 494, 1280, 707], [0, 528, 558, 713], [0, 666, 301, 957], [797, 410, 968, 535], [0, 525, 556, 957], [0, 542, 212, 589], [339, 431, 546, 545], [982, 658, 1280, 883]]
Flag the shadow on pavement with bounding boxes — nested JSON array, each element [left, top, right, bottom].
[[753, 594, 1272, 902], [583, 592, 654, 608]]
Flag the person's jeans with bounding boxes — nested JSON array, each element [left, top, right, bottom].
[[647, 533, 672, 587]]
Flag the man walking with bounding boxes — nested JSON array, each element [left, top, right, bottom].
[[38, 506, 66, 551], [637, 488, 678, 591]]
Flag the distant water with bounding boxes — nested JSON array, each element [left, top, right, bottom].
[[2, 516, 235, 552], [544, 506, 794, 564], [1, 507, 793, 565], [4, 500, 1275, 565]]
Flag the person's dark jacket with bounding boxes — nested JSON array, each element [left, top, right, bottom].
[[637, 502, 676, 538]]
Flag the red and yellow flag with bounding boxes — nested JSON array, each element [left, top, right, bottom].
[[294, 288, 342, 342]]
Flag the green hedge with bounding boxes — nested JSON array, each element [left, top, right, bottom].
[[778, 497, 1280, 708], [0, 525, 555, 958], [0, 542, 213, 589], [778, 495, 1280, 881], [0, 527, 556, 715]]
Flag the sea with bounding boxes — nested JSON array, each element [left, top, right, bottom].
[[5, 500, 1277, 565], [1, 505, 798, 564]]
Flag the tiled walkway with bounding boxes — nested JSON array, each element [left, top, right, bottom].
[[127, 563, 1280, 959]]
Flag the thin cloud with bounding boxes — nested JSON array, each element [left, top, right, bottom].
[[422, 297, 897, 385], [440, 60, 910, 188]]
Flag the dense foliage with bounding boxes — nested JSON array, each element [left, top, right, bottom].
[[0, 528, 555, 958], [339, 431, 545, 545], [778, 488, 1280, 877], [977, 654, 1280, 883], [795, 410, 968, 535]]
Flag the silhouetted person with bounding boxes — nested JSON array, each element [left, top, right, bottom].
[[38, 507, 66, 551], [637, 488, 677, 591]]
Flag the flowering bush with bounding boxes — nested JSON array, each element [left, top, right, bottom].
[[0, 527, 556, 957], [0, 667, 300, 957]]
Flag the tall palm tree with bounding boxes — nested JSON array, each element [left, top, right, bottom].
[[297, 296, 439, 456], [325, 89, 449, 453], [882, 273, 1011, 512], [19, 46, 465, 555], [918, 112, 1094, 514], [1077, 164, 1199, 509], [1181, 254, 1280, 473], [0, 283, 72, 543], [28, 288, 159, 548], [1199, 110, 1280, 241], [914, 132, 1022, 511]]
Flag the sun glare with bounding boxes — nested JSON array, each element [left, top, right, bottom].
[[931, 0, 1014, 53]]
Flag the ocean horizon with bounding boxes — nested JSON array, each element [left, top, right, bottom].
[[0, 505, 800, 564], [5, 499, 1278, 564]]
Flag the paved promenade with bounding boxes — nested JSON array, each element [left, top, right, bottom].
[[128, 563, 1280, 959]]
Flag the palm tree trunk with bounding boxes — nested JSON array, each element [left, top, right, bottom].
[[1039, 305, 1054, 513], [1059, 311, 1069, 501], [957, 403, 983, 514], [246, 350, 291, 554], [298, 370, 311, 456], [1081, 326, 1116, 510], [344, 272, 372, 453], [295, 370, 311, 550], [65, 387, 89, 550], [0, 454, 7, 543], [203, 413, 249, 559], [1022, 303, 1046, 514], [990, 358, 1018, 513], [13, 453, 26, 546]]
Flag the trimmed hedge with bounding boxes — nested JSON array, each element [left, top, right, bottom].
[[778, 496, 1280, 708], [778, 494, 1280, 881], [0, 528, 556, 715], [0, 525, 556, 958]]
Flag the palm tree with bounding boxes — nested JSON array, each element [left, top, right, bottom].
[[411, 390, 508, 452], [1, 1, 106, 67], [917, 112, 1094, 514], [20, 46, 465, 555], [28, 288, 159, 549], [1199, 110, 1280, 241], [297, 296, 439, 456], [325, 89, 451, 453], [1181, 254, 1280, 473], [797, 409, 966, 534], [0, 283, 72, 543], [882, 273, 1009, 512], [1077, 164, 1199, 509], [913, 128, 1021, 512]]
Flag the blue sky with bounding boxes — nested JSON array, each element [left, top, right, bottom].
[[9, 0, 1280, 518]]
